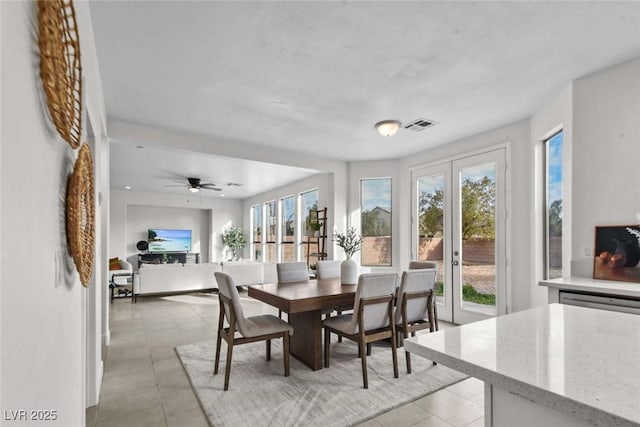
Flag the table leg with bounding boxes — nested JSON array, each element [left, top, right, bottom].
[[288, 310, 323, 371]]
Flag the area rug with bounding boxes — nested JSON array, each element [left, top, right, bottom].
[[176, 337, 467, 427]]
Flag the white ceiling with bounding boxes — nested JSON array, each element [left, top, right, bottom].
[[90, 1, 640, 195], [109, 142, 318, 199]]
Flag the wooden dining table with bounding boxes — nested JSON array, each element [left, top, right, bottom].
[[248, 278, 356, 371]]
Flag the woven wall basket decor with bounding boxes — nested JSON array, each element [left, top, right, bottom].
[[38, 0, 83, 149], [66, 143, 95, 287]]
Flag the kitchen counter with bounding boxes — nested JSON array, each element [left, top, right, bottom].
[[404, 303, 640, 427]]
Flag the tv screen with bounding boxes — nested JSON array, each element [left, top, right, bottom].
[[148, 228, 192, 253]]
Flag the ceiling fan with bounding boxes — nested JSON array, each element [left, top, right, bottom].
[[164, 177, 222, 193]]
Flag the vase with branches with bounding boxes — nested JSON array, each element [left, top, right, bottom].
[[333, 227, 363, 259], [333, 227, 363, 285], [222, 225, 246, 261]]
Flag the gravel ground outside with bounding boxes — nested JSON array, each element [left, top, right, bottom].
[[429, 261, 496, 295]]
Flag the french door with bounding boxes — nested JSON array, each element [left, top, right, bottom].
[[412, 149, 506, 324]]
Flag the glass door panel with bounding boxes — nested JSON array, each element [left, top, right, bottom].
[[452, 150, 505, 324], [413, 164, 452, 322], [458, 162, 497, 316]]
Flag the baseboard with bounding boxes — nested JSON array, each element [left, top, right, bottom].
[[103, 330, 110, 347]]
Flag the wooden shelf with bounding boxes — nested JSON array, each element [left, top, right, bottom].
[[307, 207, 328, 266]]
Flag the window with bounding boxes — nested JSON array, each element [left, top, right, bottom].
[[300, 189, 319, 265], [281, 196, 295, 262], [265, 201, 277, 262], [361, 178, 392, 266], [251, 204, 262, 261], [544, 130, 563, 279]]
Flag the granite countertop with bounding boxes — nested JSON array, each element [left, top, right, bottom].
[[404, 303, 640, 427], [539, 276, 640, 298]]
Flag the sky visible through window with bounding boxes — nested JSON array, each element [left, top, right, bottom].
[[361, 178, 391, 211], [548, 132, 563, 205], [461, 163, 495, 184]]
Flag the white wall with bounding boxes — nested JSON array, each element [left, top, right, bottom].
[[110, 189, 243, 266], [127, 205, 210, 267], [1, 1, 106, 424], [529, 85, 573, 306], [572, 58, 640, 267]]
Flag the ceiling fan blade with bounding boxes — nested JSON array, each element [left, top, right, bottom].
[[200, 182, 217, 187], [201, 187, 222, 191], [163, 184, 187, 187]]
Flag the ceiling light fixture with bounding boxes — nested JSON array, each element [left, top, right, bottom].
[[188, 187, 200, 193], [374, 120, 402, 137]]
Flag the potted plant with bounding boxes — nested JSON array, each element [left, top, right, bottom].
[[222, 225, 246, 261], [308, 220, 322, 237], [333, 227, 363, 285]]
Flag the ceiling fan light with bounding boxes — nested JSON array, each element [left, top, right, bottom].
[[188, 187, 200, 193], [375, 120, 402, 137]]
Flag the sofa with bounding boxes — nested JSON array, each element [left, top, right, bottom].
[[220, 261, 277, 286], [132, 261, 279, 302], [133, 263, 221, 301]]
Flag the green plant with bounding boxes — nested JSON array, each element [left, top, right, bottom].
[[462, 284, 495, 305], [434, 283, 494, 305], [333, 227, 363, 259], [222, 225, 246, 260], [308, 221, 321, 232]]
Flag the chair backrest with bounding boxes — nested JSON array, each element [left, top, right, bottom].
[[316, 260, 341, 280], [348, 273, 398, 333], [276, 262, 309, 283], [409, 261, 437, 270], [214, 272, 250, 336], [395, 269, 437, 324]]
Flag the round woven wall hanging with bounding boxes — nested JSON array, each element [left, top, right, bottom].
[[38, 0, 83, 149], [66, 143, 95, 287]]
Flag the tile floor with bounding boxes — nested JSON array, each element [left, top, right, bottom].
[[88, 291, 484, 427]]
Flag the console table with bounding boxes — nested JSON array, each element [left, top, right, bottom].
[[138, 252, 200, 267]]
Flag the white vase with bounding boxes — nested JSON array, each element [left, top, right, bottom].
[[341, 258, 358, 285]]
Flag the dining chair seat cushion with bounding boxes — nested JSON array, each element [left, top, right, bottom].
[[242, 314, 294, 338], [323, 314, 355, 334]]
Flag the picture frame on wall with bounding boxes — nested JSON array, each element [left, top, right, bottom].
[[593, 225, 640, 283]]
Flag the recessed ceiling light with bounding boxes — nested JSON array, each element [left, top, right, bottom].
[[124, 185, 131, 190], [220, 194, 225, 197]]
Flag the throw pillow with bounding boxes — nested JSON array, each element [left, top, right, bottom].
[[109, 257, 120, 271]]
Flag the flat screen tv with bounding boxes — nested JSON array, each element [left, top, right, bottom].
[[148, 228, 192, 253]]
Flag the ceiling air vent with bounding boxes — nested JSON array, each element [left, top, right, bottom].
[[403, 118, 437, 132]]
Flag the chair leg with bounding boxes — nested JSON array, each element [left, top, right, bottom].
[[366, 343, 372, 356], [391, 334, 399, 379], [405, 350, 412, 374], [324, 327, 331, 368], [360, 341, 368, 389], [214, 333, 222, 375], [266, 339, 271, 361], [283, 332, 290, 377], [223, 339, 234, 391]]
